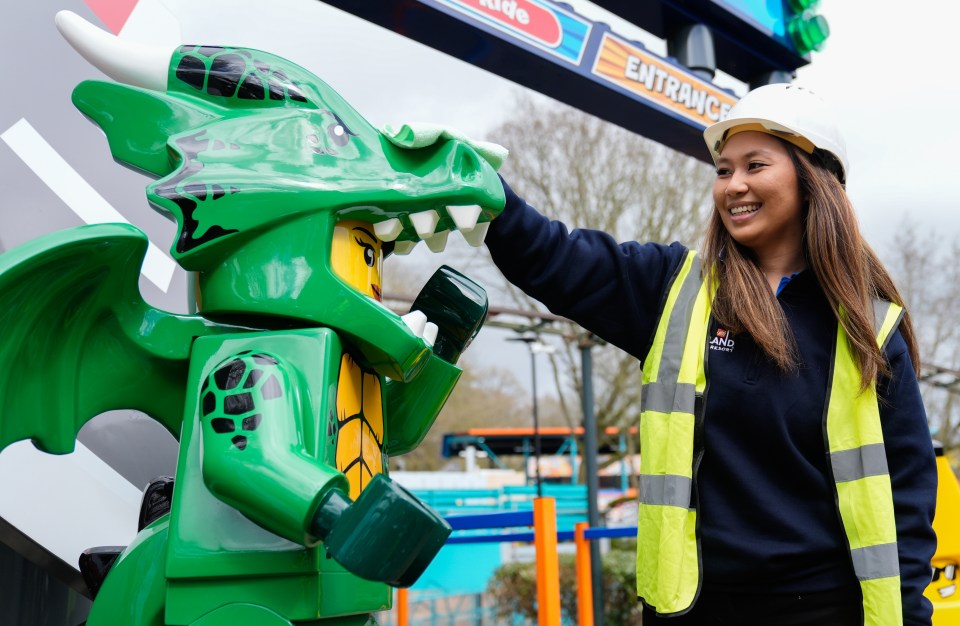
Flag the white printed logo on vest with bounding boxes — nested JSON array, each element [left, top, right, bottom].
[[709, 327, 735, 353]]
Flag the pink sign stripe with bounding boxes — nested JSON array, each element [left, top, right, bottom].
[[83, 0, 140, 34]]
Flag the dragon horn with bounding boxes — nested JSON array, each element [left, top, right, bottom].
[[55, 10, 170, 92]]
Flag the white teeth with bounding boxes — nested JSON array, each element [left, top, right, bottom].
[[730, 204, 759, 215], [461, 221, 489, 247], [401, 310, 427, 337], [424, 230, 449, 253], [423, 322, 438, 348], [374, 218, 403, 242], [446, 205, 482, 232], [409, 210, 440, 238], [393, 240, 418, 255]]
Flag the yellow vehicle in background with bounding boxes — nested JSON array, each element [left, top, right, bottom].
[[926, 441, 960, 624]]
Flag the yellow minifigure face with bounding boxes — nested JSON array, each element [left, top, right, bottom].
[[331, 220, 383, 301]]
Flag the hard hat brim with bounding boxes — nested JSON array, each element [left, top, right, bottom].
[[703, 117, 813, 164]]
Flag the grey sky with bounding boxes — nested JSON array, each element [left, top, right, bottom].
[[4, 0, 956, 386]]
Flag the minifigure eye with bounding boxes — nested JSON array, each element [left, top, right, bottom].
[[355, 237, 376, 267]]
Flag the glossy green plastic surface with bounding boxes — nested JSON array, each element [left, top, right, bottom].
[[72, 42, 505, 290], [85, 517, 168, 626], [0, 224, 242, 453], [319, 474, 452, 587], [1, 22, 501, 625]]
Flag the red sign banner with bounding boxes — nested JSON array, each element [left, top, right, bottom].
[[457, 0, 562, 47]]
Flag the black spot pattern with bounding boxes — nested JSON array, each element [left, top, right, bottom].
[[196, 46, 224, 57], [224, 393, 254, 415], [211, 418, 235, 433], [288, 84, 308, 102], [202, 353, 286, 454], [267, 78, 286, 100], [243, 368, 263, 388], [214, 359, 246, 390], [207, 54, 247, 97], [237, 74, 265, 100], [202, 392, 215, 416], [261, 375, 282, 400], [175, 55, 206, 91], [154, 132, 240, 254]]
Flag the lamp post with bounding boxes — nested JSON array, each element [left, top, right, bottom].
[[508, 334, 554, 498]]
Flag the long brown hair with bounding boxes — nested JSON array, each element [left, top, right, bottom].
[[701, 141, 920, 389]]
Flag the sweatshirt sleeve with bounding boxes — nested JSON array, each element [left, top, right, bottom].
[[879, 329, 937, 625], [486, 176, 688, 360]]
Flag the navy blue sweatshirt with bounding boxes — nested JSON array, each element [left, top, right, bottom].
[[486, 180, 937, 624]]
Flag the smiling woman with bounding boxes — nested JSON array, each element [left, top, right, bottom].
[[712, 131, 806, 279], [484, 83, 937, 626]]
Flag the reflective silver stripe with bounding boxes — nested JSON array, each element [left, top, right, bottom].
[[850, 542, 900, 581], [831, 443, 889, 483], [872, 299, 887, 336], [639, 474, 692, 509], [642, 381, 697, 414], [642, 254, 702, 413]]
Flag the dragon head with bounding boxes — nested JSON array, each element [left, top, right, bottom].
[[58, 11, 504, 380]]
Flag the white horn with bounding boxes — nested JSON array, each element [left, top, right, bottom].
[[56, 10, 170, 91]]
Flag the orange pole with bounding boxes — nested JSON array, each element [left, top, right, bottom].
[[534, 496, 562, 626], [397, 587, 409, 626], [574, 522, 594, 626]]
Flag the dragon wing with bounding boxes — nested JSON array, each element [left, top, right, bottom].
[[0, 223, 243, 456]]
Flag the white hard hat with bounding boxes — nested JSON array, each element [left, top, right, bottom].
[[703, 83, 848, 183]]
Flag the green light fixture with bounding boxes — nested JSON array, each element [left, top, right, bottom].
[[788, 10, 830, 54]]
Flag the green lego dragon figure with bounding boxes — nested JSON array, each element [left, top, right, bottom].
[[0, 11, 505, 626]]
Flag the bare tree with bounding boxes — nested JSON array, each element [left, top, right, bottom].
[[394, 359, 530, 470], [884, 220, 960, 454], [465, 93, 715, 445]]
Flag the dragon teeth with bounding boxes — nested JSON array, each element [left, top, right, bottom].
[[446, 205, 482, 232], [409, 210, 440, 238], [424, 230, 449, 253], [374, 218, 403, 242], [393, 240, 418, 255], [461, 221, 489, 247], [424, 322, 438, 348], [401, 310, 428, 337]]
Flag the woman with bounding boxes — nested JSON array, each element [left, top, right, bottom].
[[485, 84, 936, 625]]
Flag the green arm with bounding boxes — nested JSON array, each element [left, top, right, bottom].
[[384, 354, 462, 456], [384, 265, 487, 456]]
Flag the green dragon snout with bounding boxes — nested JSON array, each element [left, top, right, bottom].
[[59, 12, 505, 272]]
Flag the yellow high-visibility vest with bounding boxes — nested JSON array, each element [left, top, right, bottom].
[[637, 250, 903, 625]]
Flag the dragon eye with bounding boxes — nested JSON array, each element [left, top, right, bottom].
[[328, 123, 350, 147]]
